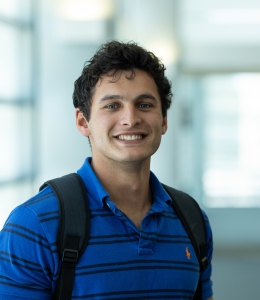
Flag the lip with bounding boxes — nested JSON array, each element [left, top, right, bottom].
[[113, 131, 148, 137]]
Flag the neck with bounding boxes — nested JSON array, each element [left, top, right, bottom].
[[91, 156, 152, 228]]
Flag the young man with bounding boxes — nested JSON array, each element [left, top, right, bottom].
[[0, 41, 213, 299]]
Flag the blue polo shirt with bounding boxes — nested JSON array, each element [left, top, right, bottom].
[[0, 157, 213, 299]]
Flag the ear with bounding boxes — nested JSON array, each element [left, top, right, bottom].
[[162, 116, 168, 135], [76, 109, 91, 136]]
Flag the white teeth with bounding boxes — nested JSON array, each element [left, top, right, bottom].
[[118, 135, 143, 140]]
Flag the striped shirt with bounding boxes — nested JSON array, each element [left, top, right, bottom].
[[0, 157, 213, 299]]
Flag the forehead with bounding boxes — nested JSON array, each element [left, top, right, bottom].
[[93, 69, 160, 100]]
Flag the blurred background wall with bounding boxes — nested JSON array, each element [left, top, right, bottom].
[[0, 0, 260, 298]]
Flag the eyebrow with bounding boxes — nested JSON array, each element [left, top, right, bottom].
[[99, 93, 158, 103], [99, 95, 123, 103]]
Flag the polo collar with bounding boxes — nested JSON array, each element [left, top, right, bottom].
[[77, 157, 172, 209]]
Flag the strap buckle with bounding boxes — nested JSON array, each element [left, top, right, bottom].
[[62, 248, 79, 264]]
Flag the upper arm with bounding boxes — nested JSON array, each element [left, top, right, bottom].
[[0, 205, 56, 299]]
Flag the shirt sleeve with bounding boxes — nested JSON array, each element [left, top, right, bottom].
[[0, 205, 58, 299], [201, 210, 214, 300]]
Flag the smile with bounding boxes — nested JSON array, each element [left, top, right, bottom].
[[117, 135, 144, 141]]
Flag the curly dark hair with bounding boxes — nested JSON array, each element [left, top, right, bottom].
[[73, 40, 172, 120]]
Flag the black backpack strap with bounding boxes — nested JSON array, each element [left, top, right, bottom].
[[162, 184, 209, 300], [39, 173, 90, 300]]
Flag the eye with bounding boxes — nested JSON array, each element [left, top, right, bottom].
[[106, 103, 119, 109], [139, 103, 152, 109]]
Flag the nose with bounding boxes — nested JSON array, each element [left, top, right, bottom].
[[120, 106, 141, 127]]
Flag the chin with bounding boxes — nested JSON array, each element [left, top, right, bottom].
[[116, 153, 153, 164]]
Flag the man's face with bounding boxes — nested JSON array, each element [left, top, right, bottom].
[[76, 69, 167, 166]]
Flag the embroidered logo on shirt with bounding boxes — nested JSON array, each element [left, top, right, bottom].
[[186, 247, 191, 260]]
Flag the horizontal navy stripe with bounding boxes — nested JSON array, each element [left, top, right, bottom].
[[1, 229, 51, 250], [2, 224, 57, 252], [73, 295, 193, 299], [88, 233, 190, 243], [76, 259, 199, 271], [158, 211, 178, 217], [40, 216, 59, 223], [0, 280, 50, 293], [24, 191, 54, 206], [141, 235, 192, 244], [90, 213, 115, 219], [141, 231, 189, 239], [90, 209, 179, 220], [73, 289, 194, 299], [90, 233, 136, 240], [5, 223, 48, 242], [0, 257, 44, 272], [38, 210, 59, 217], [95, 295, 193, 299], [88, 238, 192, 246], [74, 296, 192, 300], [87, 239, 135, 246], [76, 265, 199, 277], [89, 233, 189, 240], [0, 258, 53, 277], [27, 191, 54, 202], [0, 251, 42, 267]]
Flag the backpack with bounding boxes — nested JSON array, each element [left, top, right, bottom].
[[40, 173, 209, 300]]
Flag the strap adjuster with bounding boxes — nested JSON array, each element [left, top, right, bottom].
[[201, 256, 209, 270], [62, 248, 79, 264]]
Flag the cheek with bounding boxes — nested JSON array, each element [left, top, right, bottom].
[[150, 115, 165, 131], [88, 116, 114, 138], [100, 114, 118, 129]]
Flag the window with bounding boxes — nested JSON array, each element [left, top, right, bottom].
[[202, 73, 260, 207], [0, 0, 35, 227]]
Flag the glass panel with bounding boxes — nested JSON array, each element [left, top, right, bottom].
[[202, 73, 260, 207], [0, 180, 33, 229], [20, 29, 32, 101], [0, 0, 20, 19], [0, 0, 31, 22], [0, 23, 21, 100], [0, 24, 31, 101], [0, 104, 32, 181]]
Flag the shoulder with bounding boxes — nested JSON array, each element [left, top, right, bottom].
[[24, 185, 58, 213], [1, 186, 60, 251]]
